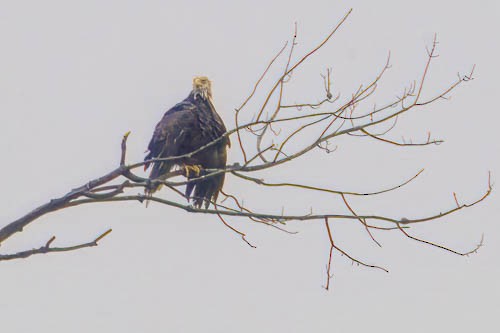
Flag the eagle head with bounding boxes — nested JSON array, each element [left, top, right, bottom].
[[192, 76, 213, 101]]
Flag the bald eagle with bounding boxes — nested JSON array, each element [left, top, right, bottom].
[[144, 76, 230, 208]]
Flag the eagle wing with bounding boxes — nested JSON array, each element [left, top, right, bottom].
[[144, 101, 197, 183]]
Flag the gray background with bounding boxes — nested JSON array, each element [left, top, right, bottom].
[[1, 0, 498, 332]]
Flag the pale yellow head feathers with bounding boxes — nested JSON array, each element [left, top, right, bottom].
[[192, 76, 213, 100]]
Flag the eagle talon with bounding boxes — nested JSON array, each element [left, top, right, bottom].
[[184, 165, 203, 178]]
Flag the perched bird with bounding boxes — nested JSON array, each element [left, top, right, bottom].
[[144, 76, 230, 208]]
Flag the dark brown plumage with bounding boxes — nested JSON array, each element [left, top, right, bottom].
[[144, 77, 230, 208]]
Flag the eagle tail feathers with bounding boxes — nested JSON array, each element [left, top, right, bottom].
[[187, 173, 224, 209]]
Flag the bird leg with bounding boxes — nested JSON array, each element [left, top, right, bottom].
[[183, 164, 203, 178]]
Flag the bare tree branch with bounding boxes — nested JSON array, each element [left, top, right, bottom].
[[0, 229, 112, 261], [0, 11, 491, 290]]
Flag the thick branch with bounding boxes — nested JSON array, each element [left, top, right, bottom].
[[0, 132, 130, 246]]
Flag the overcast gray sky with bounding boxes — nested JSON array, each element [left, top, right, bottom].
[[1, 1, 499, 332]]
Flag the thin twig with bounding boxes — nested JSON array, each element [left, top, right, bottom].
[[396, 223, 483, 256], [0, 229, 112, 261]]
